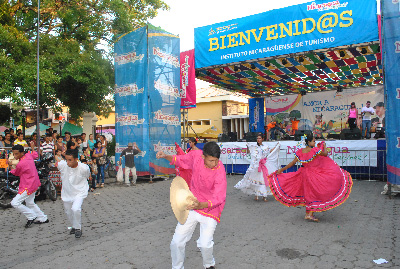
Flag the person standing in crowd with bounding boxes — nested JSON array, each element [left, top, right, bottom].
[[13, 133, 28, 147], [67, 136, 78, 150], [93, 141, 106, 188], [291, 117, 300, 135], [87, 134, 96, 151], [40, 134, 55, 158], [77, 137, 84, 159], [269, 121, 287, 141], [361, 101, 375, 139], [95, 133, 100, 142], [9, 142, 49, 228], [81, 133, 87, 148], [347, 102, 358, 130], [55, 135, 66, 158], [100, 135, 107, 154], [52, 130, 58, 142], [0, 135, 4, 147], [64, 132, 71, 144], [264, 133, 353, 222], [186, 137, 199, 153], [9, 128, 16, 141], [119, 142, 141, 187], [4, 133, 13, 148], [55, 148, 90, 238], [30, 133, 37, 145], [156, 142, 227, 269], [81, 147, 96, 192], [235, 134, 280, 202], [54, 149, 63, 163]]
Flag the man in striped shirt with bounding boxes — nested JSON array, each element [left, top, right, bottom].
[[40, 134, 55, 158]]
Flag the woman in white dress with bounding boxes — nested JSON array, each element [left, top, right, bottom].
[[235, 134, 280, 201]]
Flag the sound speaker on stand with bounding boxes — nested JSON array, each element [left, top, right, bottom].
[[218, 133, 230, 142], [228, 132, 237, 142], [340, 128, 361, 140], [245, 132, 259, 142]]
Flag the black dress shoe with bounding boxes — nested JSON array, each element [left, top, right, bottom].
[[34, 219, 49, 224], [206, 266, 215, 269], [25, 218, 37, 228], [70, 228, 76, 235], [75, 229, 82, 238]]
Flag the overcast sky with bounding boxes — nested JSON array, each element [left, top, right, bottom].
[[149, 0, 312, 52]]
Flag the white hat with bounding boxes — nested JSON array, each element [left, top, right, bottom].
[[170, 176, 195, 224]]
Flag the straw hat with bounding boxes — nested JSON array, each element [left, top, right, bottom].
[[170, 176, 196, 224]]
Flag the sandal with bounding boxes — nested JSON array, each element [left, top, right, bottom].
[[254, 196, 259, 201], [100, 183, 104, 188], [96, 184, 99, 188], [305, 214, 319, 222], [263, 197, 268, 202]]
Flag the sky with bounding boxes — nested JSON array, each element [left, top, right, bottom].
[[148, 0, 312, 88], [149, 0, 312, 52]]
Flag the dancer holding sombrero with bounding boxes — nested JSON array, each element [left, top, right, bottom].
[[157, 141, 226, 269], [261, 133, 353, 222]]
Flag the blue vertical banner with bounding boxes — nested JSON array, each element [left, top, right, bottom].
[[114, 26, 149, 173], [248, 98, 264, 133], [148, 25, 181, 175], [382, 0, 400, 184], [114, 25, 180, 175]]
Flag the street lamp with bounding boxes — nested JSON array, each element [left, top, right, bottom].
[[21, 109, 26, 139]]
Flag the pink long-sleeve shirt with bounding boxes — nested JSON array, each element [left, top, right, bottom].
[[10, 151, 41, 195], [170, 150, 227, 223]]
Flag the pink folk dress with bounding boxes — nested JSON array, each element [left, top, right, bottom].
[[262, 142, 353, 212]]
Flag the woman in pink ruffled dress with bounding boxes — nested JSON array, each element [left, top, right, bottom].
[[262, 133, 353, 222]]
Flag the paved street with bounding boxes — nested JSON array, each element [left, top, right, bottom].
[[0, 175, 399, 269]]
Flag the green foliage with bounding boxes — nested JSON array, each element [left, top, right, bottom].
[[289, 110, 302, 119], [0, 0, 169, 118], [106, 134, 116, 156]]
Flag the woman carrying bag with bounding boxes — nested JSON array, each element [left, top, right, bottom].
[[92, 141, 106, 188]]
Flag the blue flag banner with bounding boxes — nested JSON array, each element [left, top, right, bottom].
[[114, 25, 180, 175], [249, 98, 264, 133], [382, 0, 400, 184], [195, 0, 379, 68]]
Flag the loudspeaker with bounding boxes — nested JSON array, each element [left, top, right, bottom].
[[245, 132, 259, 142], [327, 133, 341, 140], [340, 128, 361, 140], [228, 132, 237, 142], [294, 130, 313, 141], [217, 133, 230, 142]]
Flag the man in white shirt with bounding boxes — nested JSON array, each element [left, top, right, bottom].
[[361, 101, 375, 139], [56, 148, 90, 238]]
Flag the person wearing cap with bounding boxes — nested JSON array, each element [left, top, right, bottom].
[[347, 102, 358, 130], [156, 142, 227, 269], [119, 142, 141, 186], [361, 101, 375, 139], [372, 102, 385, 126]]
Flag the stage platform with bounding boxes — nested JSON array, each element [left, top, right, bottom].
[[194, 139, 387, 179]]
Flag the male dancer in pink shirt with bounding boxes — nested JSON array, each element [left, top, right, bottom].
[[157, 142, 227, 269], [10, 142, 48, 228]]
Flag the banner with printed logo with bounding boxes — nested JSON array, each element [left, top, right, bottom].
[[114, 26, 150, 173], [114, 25, 180, 175], [148, 25, 181, 175], [180, 49, 197, 109], [248, 98, 264, 133], [382, 0, 400, 184], [194, 0, 379, 68]]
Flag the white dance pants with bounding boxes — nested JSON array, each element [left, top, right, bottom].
[[63, 197, 84, 230], [124, 166, 137, 184], [11, 191, 47, 221], [171, 210, 218, 269]]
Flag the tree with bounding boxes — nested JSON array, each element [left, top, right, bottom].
[[0, 0, 169, 118]]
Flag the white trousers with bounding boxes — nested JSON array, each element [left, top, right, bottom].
[[124, 166, 137, 184], [63, 197, 84, 230], [171, 210, 218, 269], [11, 191, 47, 221]]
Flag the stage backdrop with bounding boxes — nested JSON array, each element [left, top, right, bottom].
[[265, 85, 385, 137], [195, 0, 379, 68], [382, 0, 400, 184], [114, 25, 180, 175]]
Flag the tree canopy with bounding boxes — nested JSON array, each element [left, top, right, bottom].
[[0, 0, 168, 118]]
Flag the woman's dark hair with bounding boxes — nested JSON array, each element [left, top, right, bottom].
[[257, 133, 263, 139], [12, 144, 24, 152], [188, 137, 197, 145], [65, 148, 79, 159], [66, 140, 74, 150], [351, 102, 355, 106], [305, 133, 314, 146], [56, 135, 62, 140], [202, 142, 221, 159], [95, 141, 102, 148], [55, 148, 61, 153]]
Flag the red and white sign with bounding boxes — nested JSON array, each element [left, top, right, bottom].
[[180, 49, 196, 109]]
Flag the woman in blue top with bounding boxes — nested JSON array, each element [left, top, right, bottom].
[[87, 134, 96, 151]]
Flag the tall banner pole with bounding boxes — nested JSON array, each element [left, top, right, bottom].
[[36, 0, 40, 154]]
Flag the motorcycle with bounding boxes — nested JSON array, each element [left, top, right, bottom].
[[0, 153, 57, 208]]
